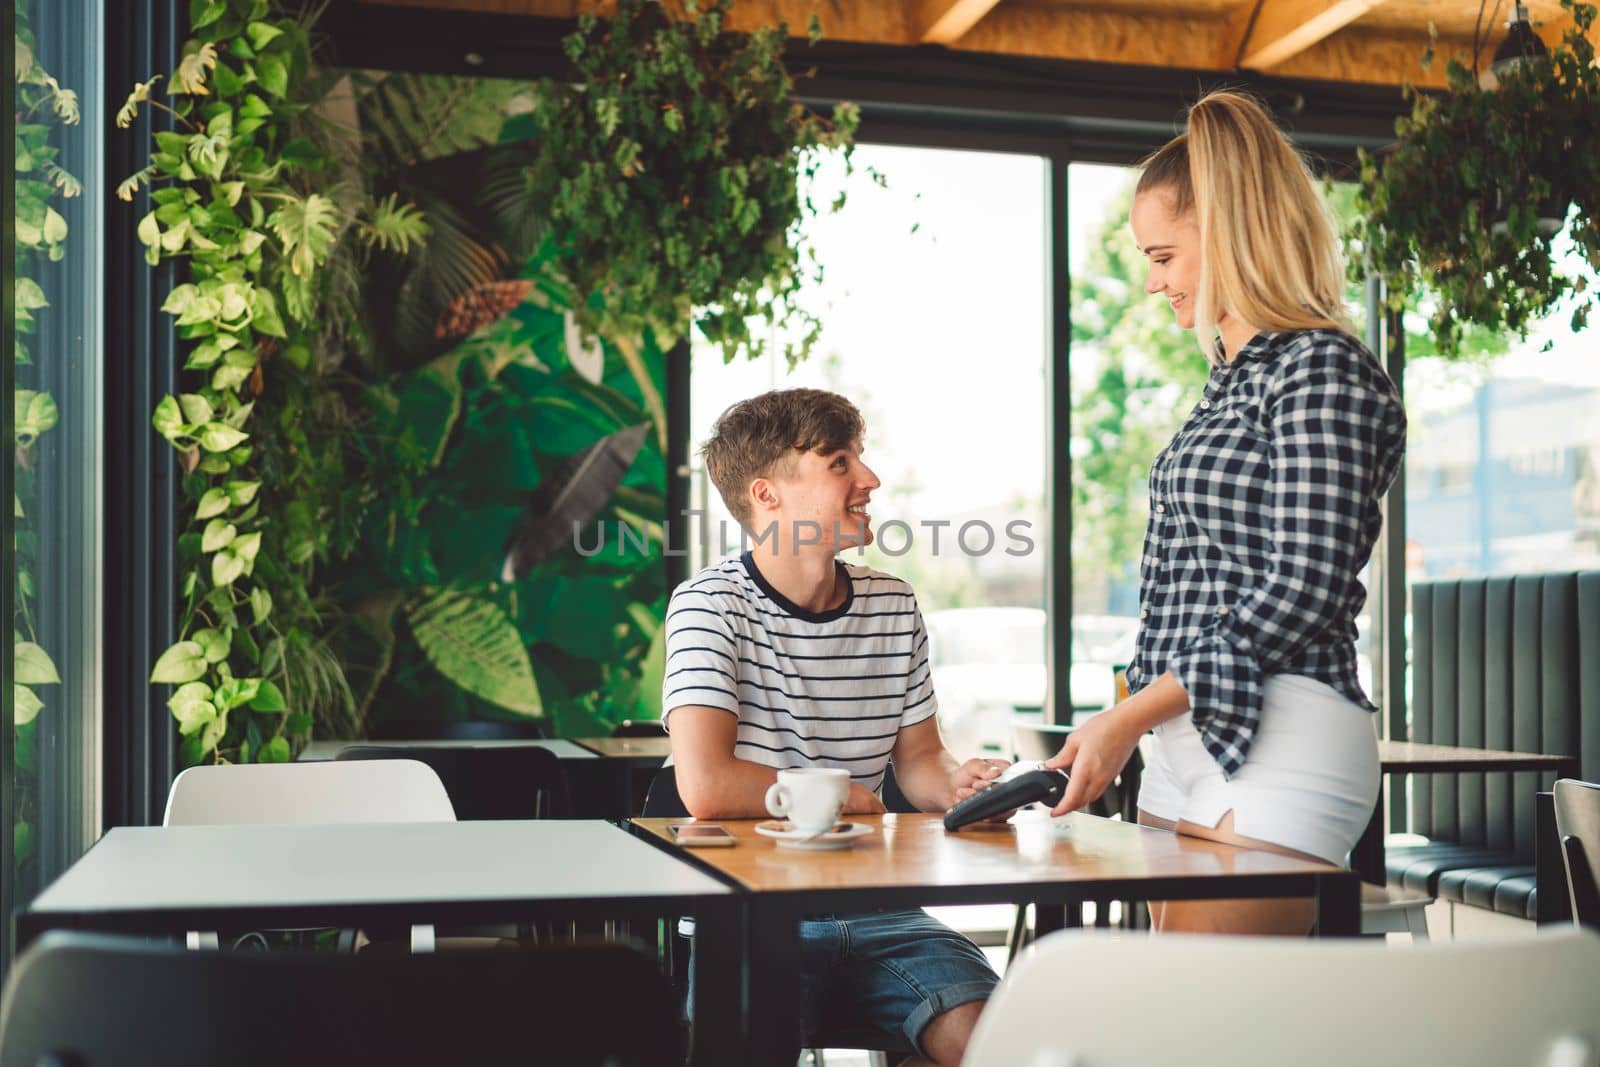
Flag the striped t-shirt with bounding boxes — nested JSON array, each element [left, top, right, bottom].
[[661, 552, 938, 791]]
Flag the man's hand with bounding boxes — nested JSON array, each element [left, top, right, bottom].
[[845, 782, 887, 815], [949, 758, 1016, 825], [950, 757, 1009, 801], [1044, 710, 1140, 817]]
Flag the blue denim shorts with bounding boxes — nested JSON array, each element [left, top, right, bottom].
[[795, 909, 998, 1056], [689, 909, 997, 1056]]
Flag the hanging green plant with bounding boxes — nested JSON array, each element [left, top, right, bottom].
[[120, 0, 428, 764], [1348, 0, 1600, 357], [527, 0, 862, 366]]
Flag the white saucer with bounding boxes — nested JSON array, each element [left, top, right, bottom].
[[754, 820, 874, 850]]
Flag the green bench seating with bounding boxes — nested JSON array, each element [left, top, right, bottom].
[[1388, 571, 1600, 920]]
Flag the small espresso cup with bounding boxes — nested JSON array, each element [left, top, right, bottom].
[[764, 767, 850, 836]]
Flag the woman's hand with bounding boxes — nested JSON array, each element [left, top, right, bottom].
[[844, 782, 888, 815], [1044, 710, 1141, 817]]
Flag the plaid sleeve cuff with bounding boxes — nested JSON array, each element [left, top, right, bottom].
[[1167, 635, 1263, 778]]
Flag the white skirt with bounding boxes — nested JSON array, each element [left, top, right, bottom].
[[1136, 673, 1380, 866]]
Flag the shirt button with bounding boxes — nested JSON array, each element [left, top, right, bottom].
[[1140, 609, 1149, 621], [1127, 666, 1139, 680], [1199, 399, 1212, 410], [1216, 606, 1231, 616], [1155, 504, 1166, 514]]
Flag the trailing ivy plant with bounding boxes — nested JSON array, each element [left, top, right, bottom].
[[12, 10, 78, 873], [528, 0, 862, 368], [120, 0, 427, 764], [1349, 0, 1600, 356]]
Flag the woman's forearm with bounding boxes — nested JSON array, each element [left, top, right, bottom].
[[1108, 671, 1192, 734]]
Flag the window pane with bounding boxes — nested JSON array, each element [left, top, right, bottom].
[[688, 144, 1050, 756], [1402, 243, 1600, 729], [1066, 164, 1184, 719], [1405, 330, 1600, 580], [9, 0, 104, 927]]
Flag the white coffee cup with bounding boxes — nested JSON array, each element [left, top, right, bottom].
[[764, 767, 850, 836]]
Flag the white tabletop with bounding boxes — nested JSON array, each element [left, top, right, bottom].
[[29, 821, 727, 915], [298, 738, 596, 762]]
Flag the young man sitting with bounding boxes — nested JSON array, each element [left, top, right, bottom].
[[663, 387, 1005, 1067]]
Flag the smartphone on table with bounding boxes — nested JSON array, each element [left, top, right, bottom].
[[668, 823, 736, 847]]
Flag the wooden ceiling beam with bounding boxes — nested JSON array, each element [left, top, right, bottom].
[[906, 0, 1005, 44], [954, 5, 1457, 87], [354, 0, 1481, 88], [1270, 28, 1472, 88], [1238, 0, 1394, 69]]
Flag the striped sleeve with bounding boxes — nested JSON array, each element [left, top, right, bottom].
[[900, 601, 938, 729], [661, 583, 739, 726]]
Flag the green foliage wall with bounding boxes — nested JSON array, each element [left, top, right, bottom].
[[120, 0, 855, 759]]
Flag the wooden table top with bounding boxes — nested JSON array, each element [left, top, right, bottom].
[[632, 812, 1338, 895], [572, 736, 672, 760], [1377, 740, 1580, 773]]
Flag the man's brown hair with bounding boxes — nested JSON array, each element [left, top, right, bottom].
[[702, 388, 866, 529]]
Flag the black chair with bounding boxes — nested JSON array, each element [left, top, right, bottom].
[[0, 930, 684, 1067], [643, 763, 917, 1062], [643, 763, 920, 818], [1554, 778, 1600, 930], [641, 764, 692, 818], [336, 744, 571, 820], [610, 719, 669, 817], [611, 718, 667, 738], [370, 717, 551, 741]]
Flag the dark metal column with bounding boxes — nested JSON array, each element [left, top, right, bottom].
[[101, 0, 181, 831], [1382, 305, 1408, 833], [1046, 149, 1074, 724], [665, 337, 692, 595]]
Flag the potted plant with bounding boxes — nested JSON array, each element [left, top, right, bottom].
[[526, 0, 862, 366], [1348, 0, 1600, 357]]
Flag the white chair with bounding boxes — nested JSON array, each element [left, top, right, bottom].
[[163, 761, 456, 952], [1360, 881, 1433, 941], [963, 929, 1600, 1067]]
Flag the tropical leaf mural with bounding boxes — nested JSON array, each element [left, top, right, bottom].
[[405, 588, 541, 716], [319, 74, 669, 739], [501, 421, 650, 582]]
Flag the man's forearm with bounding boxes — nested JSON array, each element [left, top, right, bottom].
[[892, 750, 962, 812], [675, 756, 783, 819]]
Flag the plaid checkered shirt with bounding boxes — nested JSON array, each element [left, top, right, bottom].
[[1124, 328, 1407, 776]]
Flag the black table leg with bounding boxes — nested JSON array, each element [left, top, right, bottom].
[[743, 898, 804, 1067], [688, 899, 746, 1066], [1535, 791, 1573, 926], [1313, 871, 1360, 937], [1352, 803, 1385, 886]]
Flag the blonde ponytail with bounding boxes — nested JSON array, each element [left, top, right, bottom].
[[1139, 90, 1349, 362]]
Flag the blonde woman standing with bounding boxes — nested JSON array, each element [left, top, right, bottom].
[[1043, 90, 1406, 934]]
